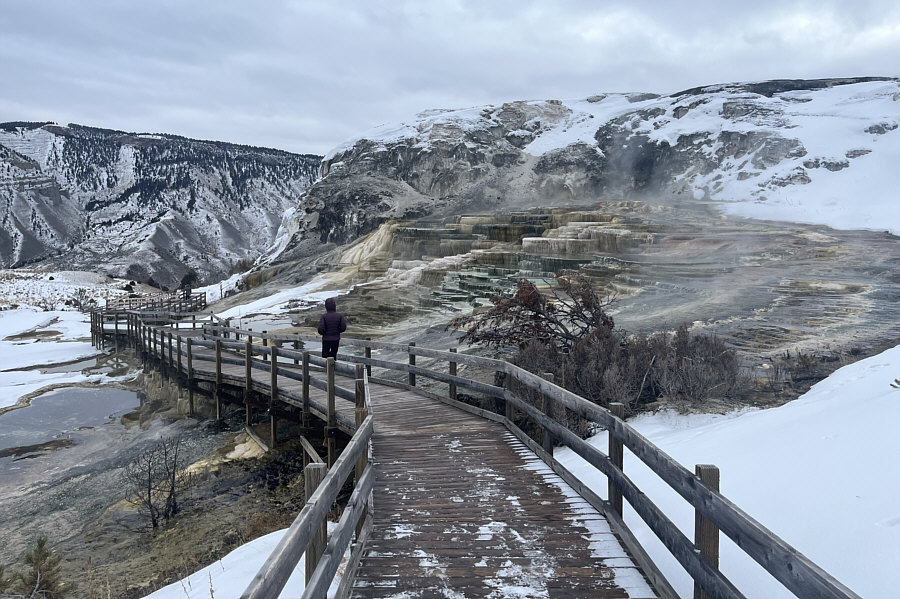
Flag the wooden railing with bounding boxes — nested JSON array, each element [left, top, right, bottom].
[[93, 311, 861, 599], [194, 325, 860, 599], [91, 310, 374, 598], [105, 290, 207, 312]]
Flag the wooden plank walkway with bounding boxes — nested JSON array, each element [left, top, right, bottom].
[[105, 324, 656, 596], [349, 386, 656, 598]]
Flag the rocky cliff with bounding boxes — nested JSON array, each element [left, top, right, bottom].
[[0, 122, 321, 288], [270, 77, 899, 266]]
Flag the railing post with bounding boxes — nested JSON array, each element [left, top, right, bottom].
[[504, 370, 515, 422], [609, 402, 625, 517], [215, 338, 222, 420], [302, 351, 310, 428], [293, 340, 300, 365], [245, 338, 252, 426], [355, 364, 368, 537], [177, 335, 183, 378], [449, 347, 457, 400], [262, 330, 268, 362], [365, 338, 372, 377], [694, 464, 721, 599], [408, 342, 416, 387], [167, 331, 173, 372], [269, 345, 278, 448], [114, 313, 119, 353], [304, 462, 328, 584], [326, 357, 336, 466], [541, 372, 555, 453], [186, 337, 194, 416]]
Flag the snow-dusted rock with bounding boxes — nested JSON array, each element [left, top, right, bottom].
[[0, 122, 321, 288], [269, 77, 900, 266]]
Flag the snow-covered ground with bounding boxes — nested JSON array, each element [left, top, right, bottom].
[[0, 307, 111, 410], [142, 529, 308, 599], [215, 279, 336, 320], [0, 269, 147, 311], [143, 523, 350, 599], [0, 270, 150, 410], [556, 345, 900, 598]]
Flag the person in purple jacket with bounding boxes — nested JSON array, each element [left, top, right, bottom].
[[317, 297, 347, 359]]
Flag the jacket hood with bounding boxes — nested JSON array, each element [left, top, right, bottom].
[[325, 297, 337, 312]]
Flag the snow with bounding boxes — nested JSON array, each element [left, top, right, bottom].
[[556, 344, 900, 598], [0, 307, 106, 410], [141, 529, 307, 599], [194, 272, 243, 303], [666, 81, 900, 234], [215, 279, 338, 319], [0, 269, 137, 311], [322, 79, 900, 235]]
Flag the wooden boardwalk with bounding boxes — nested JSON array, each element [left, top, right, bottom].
[[130, 326, 656, 596], [350, 386, 655, 598], [96, 312, 862, 599]]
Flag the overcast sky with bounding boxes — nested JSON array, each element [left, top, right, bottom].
[[1, 0, 898, 155]]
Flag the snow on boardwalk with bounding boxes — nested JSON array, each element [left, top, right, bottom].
[[351, 387, 655, 598]]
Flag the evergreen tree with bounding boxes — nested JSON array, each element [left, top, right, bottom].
[[9, 535, 70, 598]]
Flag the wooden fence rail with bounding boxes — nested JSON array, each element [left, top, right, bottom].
[[199, 324, 859, 599], [93, 314, 860, 599], [93, 309, 374, 598]]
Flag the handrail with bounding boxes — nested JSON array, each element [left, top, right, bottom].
[[92, 309, 375, 597], [189, 325, 859, 599], [241, 416, 374, 599], [92, 316, 860, 599]]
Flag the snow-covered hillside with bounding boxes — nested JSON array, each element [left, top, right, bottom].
[[0, 122, 321, 288], [557, 344, 900, 598], [272, 77, 899, 264]]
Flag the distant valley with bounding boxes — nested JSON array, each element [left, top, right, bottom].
[[0, 122, 320, 289]]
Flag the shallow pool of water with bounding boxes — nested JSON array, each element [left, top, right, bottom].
[[0, 386, 139, 453]]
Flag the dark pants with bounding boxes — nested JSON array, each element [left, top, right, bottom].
[[322, 339, 340, 359]]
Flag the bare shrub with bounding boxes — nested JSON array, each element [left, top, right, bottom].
[[122, 436, 192, 529], [70, 287, 96, 311], [448, 270, 614, 352], [508, 340, 593, 438], [450, 271, 744, 435]]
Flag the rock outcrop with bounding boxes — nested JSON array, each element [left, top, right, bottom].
[[270, 77, 899, 267]]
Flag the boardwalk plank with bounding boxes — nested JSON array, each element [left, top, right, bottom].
[[349, 382, 656, 598]]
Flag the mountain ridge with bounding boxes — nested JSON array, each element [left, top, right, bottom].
[[0, 121, 322, 288]]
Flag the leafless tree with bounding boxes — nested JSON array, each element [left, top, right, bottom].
[[122, 436, 190, 529]]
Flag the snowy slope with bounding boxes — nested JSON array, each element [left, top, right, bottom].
[[273, 77, 899, 265], [556, 345, 900, 598]]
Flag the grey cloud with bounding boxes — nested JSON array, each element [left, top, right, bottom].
[[1, 0, 897, 154]]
